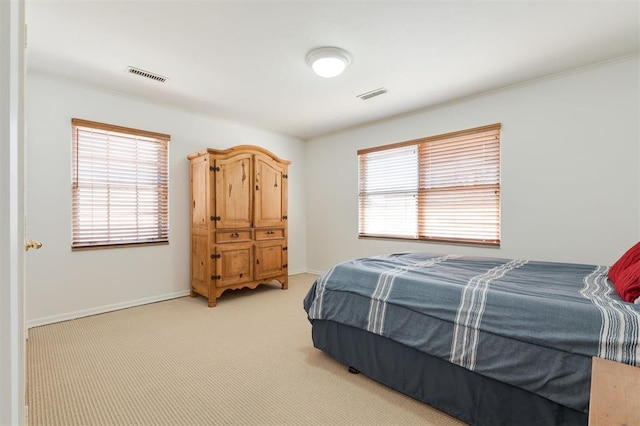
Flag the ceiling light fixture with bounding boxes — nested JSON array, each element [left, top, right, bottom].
[[306, 46, 352, 78]]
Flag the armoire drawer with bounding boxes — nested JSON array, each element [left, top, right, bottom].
[[216, 230, 252, 243], [255, 228, 285, 240]]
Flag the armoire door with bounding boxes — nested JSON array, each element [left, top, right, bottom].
[[213, 244, 253, 287], [214, 153, 252, 229], [255, 241, 286, 280], [254, 154, 287, 228]]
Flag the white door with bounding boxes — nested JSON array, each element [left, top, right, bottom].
[[1, 0, 26, 424]]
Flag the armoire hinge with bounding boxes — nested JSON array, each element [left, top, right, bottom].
[[283, 264, 288, 269], [211, 275, 221, 280], [282, 246, 288, 251], [211, 253, 221, 259], [283, 174, 288, 179], [210, 216, 221, 221], [210, 166, 220, 172], [282, 215, 288, 220]]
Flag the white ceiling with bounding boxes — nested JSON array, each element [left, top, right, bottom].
[[26, 0, 640, 140]]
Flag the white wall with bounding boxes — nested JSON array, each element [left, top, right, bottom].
[[25, 72, 307, 326], [25, 56, 640, 324], [306, 56, 640, 273]]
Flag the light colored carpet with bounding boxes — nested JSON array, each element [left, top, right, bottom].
[[27, 274, 466, 426]]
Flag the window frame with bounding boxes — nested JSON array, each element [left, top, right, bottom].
[[357, 123, 501, 247], [71, 118, 170, 250]]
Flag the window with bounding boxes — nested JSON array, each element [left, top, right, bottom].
[[358, 123, 501, 246], [71, 118, 170, 249]]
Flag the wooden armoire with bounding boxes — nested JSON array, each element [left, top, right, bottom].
[[187, 145, 290, 307]]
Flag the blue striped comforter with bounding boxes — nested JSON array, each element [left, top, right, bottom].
[[303, 252, 640, 412]]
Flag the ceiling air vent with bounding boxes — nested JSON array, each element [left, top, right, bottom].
[[357, 87, 388, 101], [127, 66, 167, 83]]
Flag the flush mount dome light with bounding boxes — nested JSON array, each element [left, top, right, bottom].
[[306, 46, 352, 78]]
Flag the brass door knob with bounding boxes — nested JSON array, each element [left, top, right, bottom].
[[25, 240, 43, 251]]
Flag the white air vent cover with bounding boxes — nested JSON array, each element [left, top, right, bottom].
[[357, 87, 388, 100], [127, 66, 167, 83]]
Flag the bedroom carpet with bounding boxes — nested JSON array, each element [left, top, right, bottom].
[[27, 273, 466, 426]]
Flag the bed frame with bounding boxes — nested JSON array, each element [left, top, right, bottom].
[[311, 319, 588, 426]]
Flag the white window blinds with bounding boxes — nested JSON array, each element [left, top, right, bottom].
[[358, 144, 419, 238], [71, 119, 170, 249], [358, 123, 501, 246]]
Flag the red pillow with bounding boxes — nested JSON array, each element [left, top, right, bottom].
[[608, 242, 640, 283], [613, 261, 640, 303]]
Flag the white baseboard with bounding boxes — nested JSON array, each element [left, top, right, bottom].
[[305, 268, 325, 275], [27, 270, 324, 329], [288, 268, 311, 276], [26, 290, 191, 329]]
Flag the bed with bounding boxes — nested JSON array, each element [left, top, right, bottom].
[[302, 252, 640, 426]]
